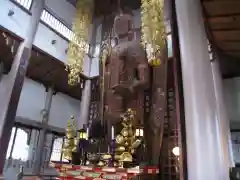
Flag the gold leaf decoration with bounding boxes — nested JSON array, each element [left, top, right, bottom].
[[141, 0, 166, 65], [67, 0, 94, 85]]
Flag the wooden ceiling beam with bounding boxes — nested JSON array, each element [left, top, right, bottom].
[[201, 0, 240, 79], [200, 0, 220, 53], [203, 1, 240, 17], [213, 30, 240, 41], [212, 29, 240, 32], [207, 15, 240, 23]]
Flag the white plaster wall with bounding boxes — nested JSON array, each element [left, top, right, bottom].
[[11, 77, 81, 129], [0, 75, 80, 129], [34, 23, 68, 62], [223, 77, 240, 122], [90, 57, 99, 77], [133, 9, 141, 28], [0, 0, 73, 64], [16, 78, 46, 121], [49, 92, 80, 129]]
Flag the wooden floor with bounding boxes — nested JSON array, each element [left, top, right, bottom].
[[0, 175, 40, 180]]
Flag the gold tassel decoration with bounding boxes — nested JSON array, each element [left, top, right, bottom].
[[141, 0, 165, 66], [67, 0, 94, 85]]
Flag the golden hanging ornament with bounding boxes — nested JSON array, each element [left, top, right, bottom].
[[67, 0, 94, 85], [141, 0, 166, 66]]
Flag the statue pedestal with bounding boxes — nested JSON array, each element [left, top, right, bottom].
[[50, 162, 159, 180]]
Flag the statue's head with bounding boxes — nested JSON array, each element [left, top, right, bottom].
[[114, 8, 134, 40]]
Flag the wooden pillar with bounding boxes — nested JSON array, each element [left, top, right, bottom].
[[78, 79, 92, 130], [77, 19, 98, 130], [0, 62, 3, 81], [175, 0, 224, 179], [34, 88, 53, 174], [0, 0, 45, 173]]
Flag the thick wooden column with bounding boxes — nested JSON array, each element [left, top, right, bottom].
[[78, 79, 92, 129], [0, 0, 45, 173], [175, 0, 224, 179]]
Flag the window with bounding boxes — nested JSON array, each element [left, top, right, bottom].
[[167, 34, 173, 58], [6, 127, 16, 159], [13, 0, 32, 10], [41, 10, 74, 41], [50, 137, 68, 162], [6, 127, 29, 161], [40, 9, 90, 52], [94, 44, 100, 57]]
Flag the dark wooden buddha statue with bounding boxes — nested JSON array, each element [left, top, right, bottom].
[[101, 10, 150, 140]]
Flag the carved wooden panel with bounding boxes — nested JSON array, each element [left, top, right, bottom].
[[89, 101, 99, 123], [101, 15, 115, 41], [145, 62, 167, 165], [143, 89, 151, 126], [90, 78, 100, 102], [88, 78, 100, 123], [159, 59, 181, 180]]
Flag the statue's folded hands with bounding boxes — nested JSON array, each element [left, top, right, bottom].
[[112, 84, 134, 98]]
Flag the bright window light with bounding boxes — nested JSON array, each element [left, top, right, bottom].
[[50, 137, 68, 162], [40, 9, 89, 53], [14, 0, 32, 10], [6, 127, 29, 161], [41, 10, 74, 41]]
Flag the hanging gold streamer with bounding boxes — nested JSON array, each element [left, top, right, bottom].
[[141, 0, 165, 66], [67, 0, 94, 85]]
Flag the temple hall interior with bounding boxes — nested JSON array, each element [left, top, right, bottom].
[[0, 0, 240, 179]]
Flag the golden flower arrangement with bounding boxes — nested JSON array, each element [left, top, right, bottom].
[[141, 0, 166, 66], [62, 116, 77, 160], [67, 0, 94, 85], [97, 109, 142, 167]]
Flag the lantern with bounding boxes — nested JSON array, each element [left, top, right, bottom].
[[135, 127, 144, 137], [79, 128, 88, 140], [172, 146, 180, 157]]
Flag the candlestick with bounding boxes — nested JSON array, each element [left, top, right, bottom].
[[111, 126, 115, 140], [86, 127, 89, 140]]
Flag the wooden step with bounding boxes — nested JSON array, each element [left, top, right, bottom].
[[22, 177, 40, 180]]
